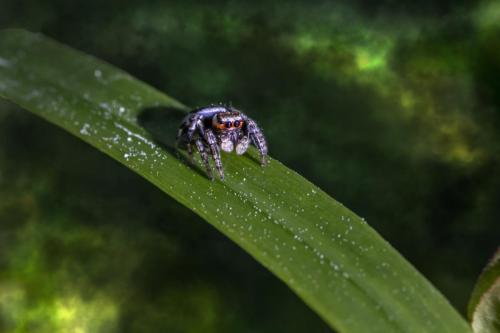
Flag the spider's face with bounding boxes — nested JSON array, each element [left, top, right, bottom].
[[212, 111, 246, 153], [212, 111, 244, 132]]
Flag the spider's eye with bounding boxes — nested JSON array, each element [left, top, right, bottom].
[[234, 120, 240, 127], [225, 121, 232, 128]]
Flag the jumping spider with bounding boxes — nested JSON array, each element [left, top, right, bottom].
[[176, 105, 268, 180]]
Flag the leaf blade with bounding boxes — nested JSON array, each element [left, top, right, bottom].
[[0, 29, 471, 333], [469, 249, 500, 333]]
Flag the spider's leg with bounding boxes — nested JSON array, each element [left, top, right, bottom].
[[175, 127, 185, 150], [177, 114, 203, 162], [204, 129, 224, 180], [195, 138, 213, 180], [187, 114, 204, 141], [186, 142, 195, 163], [174, 125, 188, 161], [245, 118, 268, 165]]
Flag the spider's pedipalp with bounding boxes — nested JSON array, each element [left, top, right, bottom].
[[235, 135, 250, 155]]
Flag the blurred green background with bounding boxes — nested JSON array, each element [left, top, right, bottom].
[[1, 0, 499, 332]]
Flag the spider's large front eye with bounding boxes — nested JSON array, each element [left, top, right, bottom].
[[233, 120, 240, 127], [225, 121, 232, 128]]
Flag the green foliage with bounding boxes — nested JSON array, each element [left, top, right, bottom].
[[3, 0, 500, 312], [0, 104, 332, 333], [0, 29, 472, 333]]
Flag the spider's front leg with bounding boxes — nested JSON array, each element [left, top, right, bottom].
[[245, 117, 268, 165], [204, 129, 225, 180]]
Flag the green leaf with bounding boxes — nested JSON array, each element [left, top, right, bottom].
[[469, 249, 500, 333], [0, 29, 471, 333]]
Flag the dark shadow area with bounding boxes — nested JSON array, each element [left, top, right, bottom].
[[245, 151, 261, 166], [137, 106, 185, 148]]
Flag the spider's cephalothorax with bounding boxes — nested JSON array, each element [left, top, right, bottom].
[[176, 105, 268, 180]]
